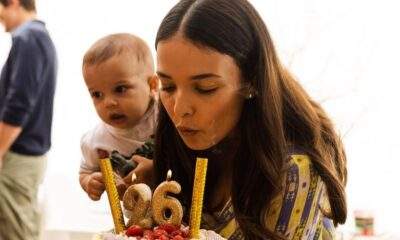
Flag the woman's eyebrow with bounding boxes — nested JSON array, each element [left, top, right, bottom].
[[191, 73, 221, 80], [157, 71, 221, 81], [157, 71, 171, 79]]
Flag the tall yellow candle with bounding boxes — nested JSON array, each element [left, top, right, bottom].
[[99, 158, 126, 234], [189, 157, 208, 239]]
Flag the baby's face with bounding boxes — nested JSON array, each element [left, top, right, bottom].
[[83, 55, 154, 129]]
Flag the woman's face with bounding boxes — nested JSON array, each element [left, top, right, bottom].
[[157, 35, 245, 150]]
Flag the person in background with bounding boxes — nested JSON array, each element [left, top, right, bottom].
[[0, 0, 57, 239]]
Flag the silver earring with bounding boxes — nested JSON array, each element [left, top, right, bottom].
[[247, 93, 253, 99]]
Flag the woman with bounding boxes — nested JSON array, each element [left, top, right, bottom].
[[153, 0, 347, 239]]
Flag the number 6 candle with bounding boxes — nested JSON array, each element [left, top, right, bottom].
[[152, 170, 183, 226]]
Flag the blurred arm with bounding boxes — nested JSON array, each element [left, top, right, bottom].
[[0, 122, 22, 161]]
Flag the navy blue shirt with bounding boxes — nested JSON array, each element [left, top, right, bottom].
[[0, 20, 57, 156]]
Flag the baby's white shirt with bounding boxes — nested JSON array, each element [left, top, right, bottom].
[[80, 104, 157, 174]]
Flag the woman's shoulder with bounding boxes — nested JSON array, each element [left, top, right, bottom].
[[264, 150, 334, 239], [288, 154, 311, 166], [285, 145, 315, 176], [284, 144, 312, 174]]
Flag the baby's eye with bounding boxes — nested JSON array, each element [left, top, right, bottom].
[[115, 85, 128, 93], [91, 91, 103, 99]]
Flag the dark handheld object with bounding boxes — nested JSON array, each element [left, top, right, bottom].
[[133, 141, 154, 159], [110, 140, 155, 177], [110, 151, 136, 177]]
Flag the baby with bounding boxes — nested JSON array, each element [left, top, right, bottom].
[[79, 33, 157, 201]]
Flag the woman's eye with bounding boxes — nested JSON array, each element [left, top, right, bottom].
[[91, 91, 103, 99], [196, 87, 217, 94], [115, 85, 128, 93]]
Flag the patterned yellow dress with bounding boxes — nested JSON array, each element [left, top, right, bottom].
[[201, 155, 336, 240]]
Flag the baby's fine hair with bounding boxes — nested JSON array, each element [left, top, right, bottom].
[[83, 33, 154, 75]]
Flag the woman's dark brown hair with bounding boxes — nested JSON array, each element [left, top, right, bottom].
[[154, 0, 347, 239]]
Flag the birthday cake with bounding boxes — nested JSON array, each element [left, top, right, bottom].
[[94, 158, 225, 240], [93, 226, 225, 240], [93, 224, 190, 240]]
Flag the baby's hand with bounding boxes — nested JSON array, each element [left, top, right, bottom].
[[123, 155, 154, 187], [84, 172, 127, 201], [84, 172, 105, 201], [114, 173, 127, 200]]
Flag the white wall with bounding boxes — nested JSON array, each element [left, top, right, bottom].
[[1, 0, 399, 235]]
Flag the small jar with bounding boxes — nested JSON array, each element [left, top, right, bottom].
[[354, 210, 374, 236]]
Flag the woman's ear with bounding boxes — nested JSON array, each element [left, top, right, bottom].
[[241, 83, 256, 99]]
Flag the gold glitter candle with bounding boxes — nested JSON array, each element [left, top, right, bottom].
[[189, 157, 208, 239], [99, 158, 126, 233]]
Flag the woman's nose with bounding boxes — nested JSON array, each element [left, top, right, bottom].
[[173, 91, 194, 118]]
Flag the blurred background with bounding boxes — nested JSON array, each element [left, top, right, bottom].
[[1, 0, 399, 239]]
